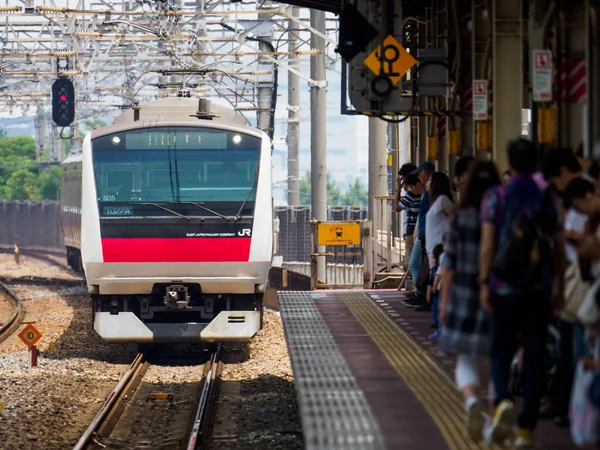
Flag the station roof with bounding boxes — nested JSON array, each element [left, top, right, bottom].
[[275, 0, 430, 16]]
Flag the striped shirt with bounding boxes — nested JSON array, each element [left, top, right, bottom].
[[399, 190, 421, 237]]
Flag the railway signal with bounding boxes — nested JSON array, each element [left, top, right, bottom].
[[52, 77, 75, 127]]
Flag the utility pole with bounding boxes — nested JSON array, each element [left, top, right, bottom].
[[287, 6, 300, 206], [310, 8, 327, 281]]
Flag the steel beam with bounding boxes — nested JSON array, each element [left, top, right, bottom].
[[492, 0, 524, 171]]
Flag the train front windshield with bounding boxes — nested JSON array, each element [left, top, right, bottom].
[[91, 127, 261, 218]]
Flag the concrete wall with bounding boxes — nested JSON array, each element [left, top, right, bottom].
[[0, 200, 63, 249]]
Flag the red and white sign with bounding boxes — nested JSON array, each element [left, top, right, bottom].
[[533, 49, 553, 102], [472, 80, 488, 120]]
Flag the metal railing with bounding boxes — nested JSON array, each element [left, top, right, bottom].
[[309, 219, 372, 290], [372, 195, 405, 272]]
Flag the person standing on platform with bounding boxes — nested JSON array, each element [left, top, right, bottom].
[[453, 155, 476, 194], [395, 173, 423, 290], [439, 160, 501, 442], [395, 164, 419, 273], [403, 162, 436, 309], [479, 138, 566, 448], [421, 172, 454, 315]]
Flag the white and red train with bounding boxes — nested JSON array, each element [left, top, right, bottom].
[[60, 97, 273, 343]]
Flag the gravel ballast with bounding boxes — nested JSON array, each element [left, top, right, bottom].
[[0, 256, 303, 450]]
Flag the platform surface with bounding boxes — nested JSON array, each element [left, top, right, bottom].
[[278, 290, 576, 450]]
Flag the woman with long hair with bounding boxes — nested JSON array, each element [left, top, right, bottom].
[[438, 160, 502, 442], [424, 172, 454, 329]]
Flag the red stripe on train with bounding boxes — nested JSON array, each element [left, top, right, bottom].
[[101, 238, 251, 263]]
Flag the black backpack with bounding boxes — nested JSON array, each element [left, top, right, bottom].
[[491, 188, 554, 289]]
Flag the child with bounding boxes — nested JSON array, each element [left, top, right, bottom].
[[427, 243, 445, 339]]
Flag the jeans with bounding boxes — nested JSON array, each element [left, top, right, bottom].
[[416, 238, 430, 295], [573, 323, 589, 368], [404, 235, 414, 270], [490, 290, 551, 430], [431, 292, 439, 328], [408, 239, 422, 288]]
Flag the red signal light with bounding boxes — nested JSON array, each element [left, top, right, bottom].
[[59, 94, 68, 102]]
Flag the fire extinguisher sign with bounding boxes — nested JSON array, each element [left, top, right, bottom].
[[533, 49, 553, 102]]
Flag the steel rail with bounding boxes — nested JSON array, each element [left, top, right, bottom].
[[186, 345, 222, 450], [0, 276, 84, 287], [0, 280, 23, 343], [72, 353, 144, 450]]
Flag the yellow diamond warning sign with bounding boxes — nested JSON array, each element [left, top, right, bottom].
[[19, 324, 41, 348], [364, 35, 417, 86], [318, 222, 361, 247]]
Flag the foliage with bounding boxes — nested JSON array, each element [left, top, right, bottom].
[[298, 172, 367, 207], [79, 119, 107, 139], [0, 133, 60, 200]]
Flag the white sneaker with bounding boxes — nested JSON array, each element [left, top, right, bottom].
[[465, 399, 486, 442], [485, 399, 516, 444], [515, 428, 534, 448]]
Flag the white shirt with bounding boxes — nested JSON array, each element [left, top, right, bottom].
[[425, 194, 453, 263], [564, 208, 588, 262]]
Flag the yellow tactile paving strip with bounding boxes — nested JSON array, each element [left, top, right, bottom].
[[341, 293, 501, 450]]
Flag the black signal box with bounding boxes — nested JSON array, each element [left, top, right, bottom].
[[52, 78, 75, 127]]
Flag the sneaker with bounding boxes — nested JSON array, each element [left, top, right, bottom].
[[465, 399, 486, 442], [428, 330, 440, 340], [515, 428, 534, 448], [414, 303, 432, 312], [485, 399, 516, 444]]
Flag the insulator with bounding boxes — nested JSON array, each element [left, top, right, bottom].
[[0, 6, 22, 13], [36, 6, 67, 13]]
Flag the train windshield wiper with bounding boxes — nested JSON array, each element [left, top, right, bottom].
[[139, 202, 191, 221], [235, 170, 259, 221], [177, 201, 230, 221]]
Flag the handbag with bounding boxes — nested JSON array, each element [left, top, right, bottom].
[[561, 258, 590, 323], [577, 278, 600, 332], [570, 337, 600, 447]]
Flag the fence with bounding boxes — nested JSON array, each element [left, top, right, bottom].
[[275, 206, 367, 263], [0, 200, 63, 249]]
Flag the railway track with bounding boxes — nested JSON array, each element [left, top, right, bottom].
[[73, 346, 223, 450], [0, 275, 83, 287], [0, 279, 24, 344]]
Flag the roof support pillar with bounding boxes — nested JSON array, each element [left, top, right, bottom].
[[368, 117, 388, 220], [492, 0, 524, 171], [585, 0, 600, 156], [471, 0, 491, 159], [310, 8, 327, 282]]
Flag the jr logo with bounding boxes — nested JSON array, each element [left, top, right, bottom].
[[238, 229, 252, 237]]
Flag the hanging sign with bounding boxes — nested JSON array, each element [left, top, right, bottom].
[[533, 49, 553, 102], [472, 80, 488, 121]]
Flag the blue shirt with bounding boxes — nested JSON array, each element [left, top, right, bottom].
[[418, 190, 430, 241]]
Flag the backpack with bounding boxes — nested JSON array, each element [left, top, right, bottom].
[[491, 188, 553, 289]]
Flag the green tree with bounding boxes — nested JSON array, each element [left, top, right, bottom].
[[79, 119, 107, 139], [0, 135, 60, 200], [342, 178, 368, 207], [298, 171, 343, 206]]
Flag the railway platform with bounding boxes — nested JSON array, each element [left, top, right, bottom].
[[278, 289, 575, 450]]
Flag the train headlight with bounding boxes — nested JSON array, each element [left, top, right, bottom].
[[111, 136, 121, 145], [232, 134, 242, 145]]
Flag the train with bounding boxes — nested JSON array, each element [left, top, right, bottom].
[[60, 97, 273, 344]]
